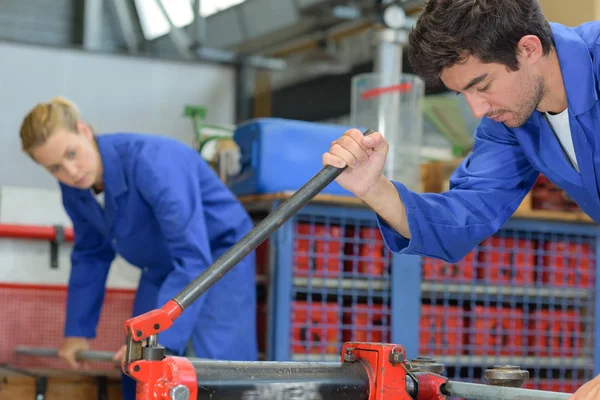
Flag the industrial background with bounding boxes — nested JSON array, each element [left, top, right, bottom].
[[0, 0, 597, 398]]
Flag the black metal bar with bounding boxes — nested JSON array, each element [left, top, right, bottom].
[[35, 376, 47, 400], [50, 225, 64, 269], [97, 376, 108, 400], [191, 359, 369, 400], [173, 129, 374, 310]]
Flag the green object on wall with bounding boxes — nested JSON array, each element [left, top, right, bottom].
[[184, 105, 234, 154]]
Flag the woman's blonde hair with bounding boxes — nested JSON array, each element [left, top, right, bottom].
[[20, 97, 81, 154]]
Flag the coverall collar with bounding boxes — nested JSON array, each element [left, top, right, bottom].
[[551, 22, 598, 116], [96, 135, 128, 198]]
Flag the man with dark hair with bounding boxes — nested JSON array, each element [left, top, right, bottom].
[[322, 1, 600, 398]]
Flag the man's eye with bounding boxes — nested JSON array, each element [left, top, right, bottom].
[[477, 84, 490, 92]]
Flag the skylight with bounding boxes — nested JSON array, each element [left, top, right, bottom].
[[135, 0, 246, 40]]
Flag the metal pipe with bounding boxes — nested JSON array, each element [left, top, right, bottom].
[[15, 347, 118, 364], [15, 346, 210, 366], [442, 381, 572, 400], [190, 359, 369, 400], [173, 129, 374, 310]]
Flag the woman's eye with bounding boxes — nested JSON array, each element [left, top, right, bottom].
[[67, 150, 76, 158]]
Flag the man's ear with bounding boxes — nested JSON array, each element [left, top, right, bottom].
[[517, 34, 544, 65]]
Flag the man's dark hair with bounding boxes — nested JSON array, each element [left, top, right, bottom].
[[407, 0, 554, 88]]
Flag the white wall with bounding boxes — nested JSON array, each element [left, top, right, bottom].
[[0, 41, 236, 288], [0, 40, 235, 190], [0, 186, 140, 288]]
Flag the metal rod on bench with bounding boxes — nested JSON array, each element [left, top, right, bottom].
[[173, 128, 375, 310], [15, 346, 118, 363]]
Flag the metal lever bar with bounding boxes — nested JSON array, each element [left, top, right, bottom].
[[15, 346, 119, 364], [442, 380, 572, 400], [173, 128, 374, 310]]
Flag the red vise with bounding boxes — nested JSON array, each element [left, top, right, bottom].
[[125, 356, 197, 400], [124, 300, 182, 341]]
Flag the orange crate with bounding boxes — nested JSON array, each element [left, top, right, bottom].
[[478, 237, 535, 284], [356, 227, 391, 276], [295, 223, 343, 277], [423, 251, 475, 282], [291, 301, 340, 355], [528, 310, 582, 357], [541, 241, 592, 288], [419, 305, 465, 356], [343, 304, 391, 343], [471, 306, 523, 355]]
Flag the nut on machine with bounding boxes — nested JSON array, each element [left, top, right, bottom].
[[118, 129, 574, 400]]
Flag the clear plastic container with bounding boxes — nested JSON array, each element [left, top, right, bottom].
[[351, 72, 425, 191]]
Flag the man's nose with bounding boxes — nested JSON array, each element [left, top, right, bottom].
[[465, 93, 492, 119]]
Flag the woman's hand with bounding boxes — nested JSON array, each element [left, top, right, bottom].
[[113, 344, 127, 364], [58, 337, 90, 369]]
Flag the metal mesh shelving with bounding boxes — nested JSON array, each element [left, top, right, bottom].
[[418, 219, 597, 397], [243, 196, 598, 397]]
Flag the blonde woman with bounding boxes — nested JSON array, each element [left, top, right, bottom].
[[19, 97, 258, 399]]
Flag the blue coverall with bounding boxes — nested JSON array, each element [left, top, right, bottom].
[[59, 133, 257, 399], [377, 22, 600, 262]]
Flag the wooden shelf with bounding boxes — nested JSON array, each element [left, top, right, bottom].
[[0, 375, 123, 400], [512, 192, 595, 223], [238, 174, 598, 224]]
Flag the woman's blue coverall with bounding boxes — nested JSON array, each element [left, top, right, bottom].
[[59, 132, 257, 399]]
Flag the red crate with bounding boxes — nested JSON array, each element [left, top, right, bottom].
[[471, 306, 523, 355], [477, 237, 535, 284], [523, 380, 583, 394], [291, 301, 340, 355], [541, 241, 592, 288], [356, 227, 391, 276], [528, 310, 582, 357], [532, 175, 580, 212], [342, 304, 391, 343], [423, 251, 475, 282], [256, 301, 268, 356], [255, 239, 269, 276], [419, 305, 464, 356], [295, 223, 343, 277]]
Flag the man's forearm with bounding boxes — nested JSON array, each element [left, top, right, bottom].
[[360, 175, 411, 238]]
